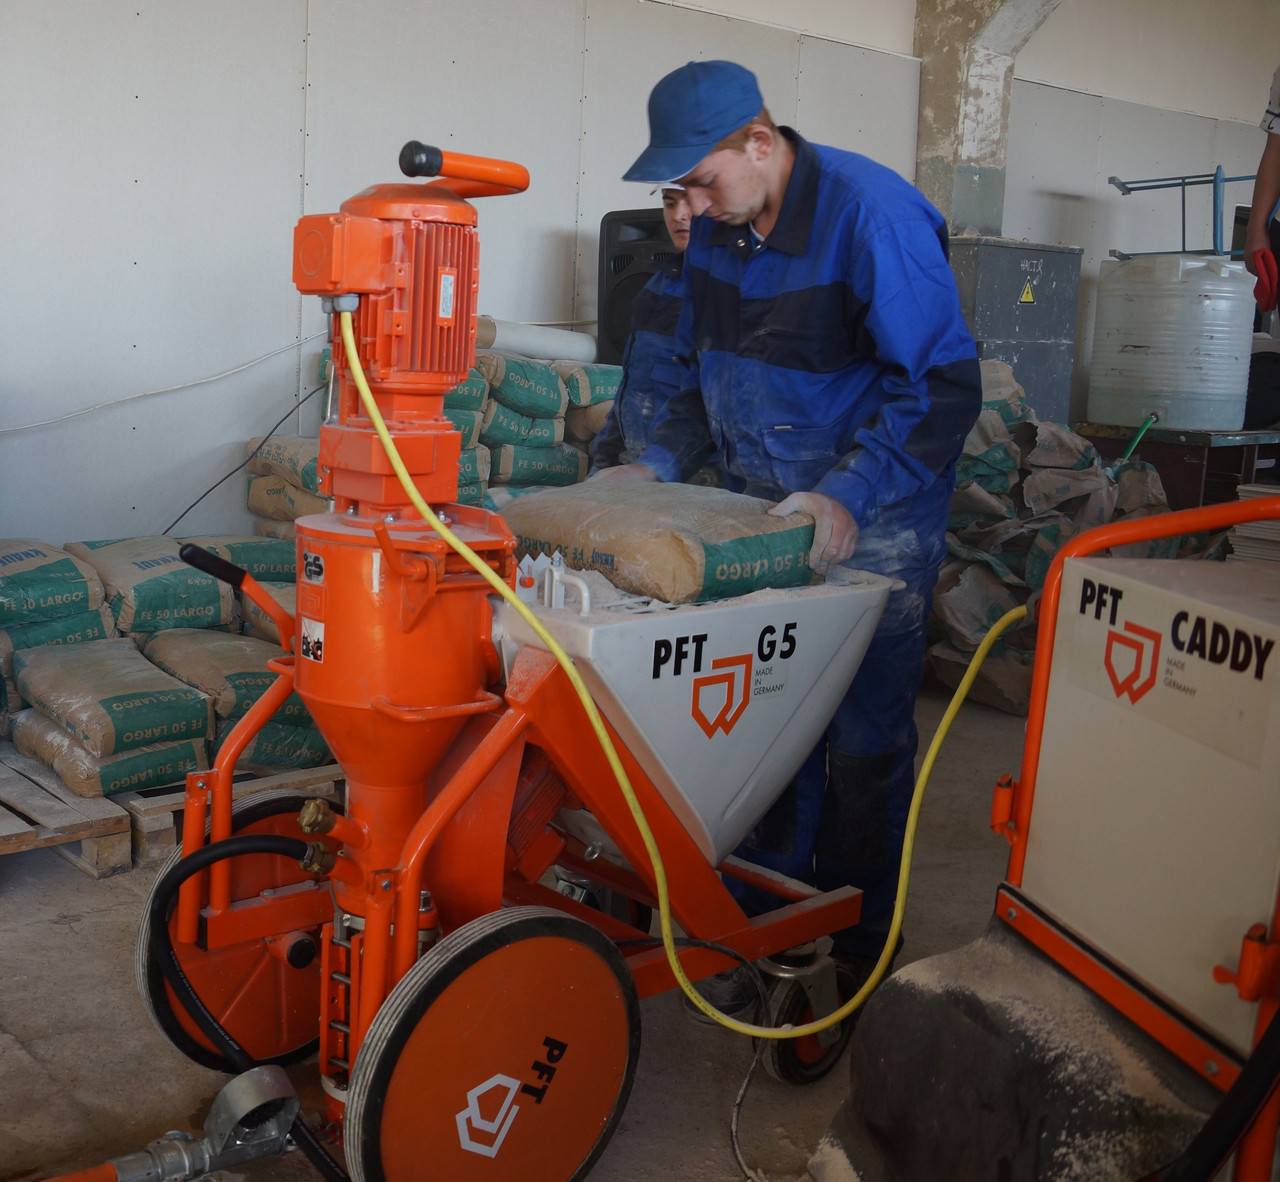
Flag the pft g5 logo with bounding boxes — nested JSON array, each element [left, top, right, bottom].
[[653, 623, 798, 738], [1080, 577, 1160, 704]]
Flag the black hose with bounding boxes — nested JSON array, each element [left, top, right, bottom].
[[1139, 1005, 1280, 1182], [149, 834, 351, 1182]]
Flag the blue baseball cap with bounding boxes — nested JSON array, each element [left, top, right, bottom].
[[623, 61, 764, 184]]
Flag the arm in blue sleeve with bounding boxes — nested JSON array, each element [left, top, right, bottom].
[[813, 220, 981, 525]]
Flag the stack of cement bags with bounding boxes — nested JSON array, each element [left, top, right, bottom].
[[550, 360, 623, 457], [5, 535, 330, 796], [925, 360, 1203, 715], [246, 435, 328, 539], [476, 352, 589, 488], [444, 367, 492, 506], [0, 540, 116, 740]]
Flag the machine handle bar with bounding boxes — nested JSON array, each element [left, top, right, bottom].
[[180, 542, 245, 589], [398, 140, 529, 197]]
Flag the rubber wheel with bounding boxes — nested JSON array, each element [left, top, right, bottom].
[[760, 960, 864, 1085], [135, 789, 333, 1071], [346, 907, 641, 1182]]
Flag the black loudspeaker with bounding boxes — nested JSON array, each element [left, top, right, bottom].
[[597, 208, 678, 364]]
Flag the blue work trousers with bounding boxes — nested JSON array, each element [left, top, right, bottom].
[[728, 487, 949, 960]]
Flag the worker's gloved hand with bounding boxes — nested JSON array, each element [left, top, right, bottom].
[[585, 462, 659, 484], [769, 492, 858, 575], [1254, 248, 1278, 312]]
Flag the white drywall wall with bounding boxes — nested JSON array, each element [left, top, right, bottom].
[[2, 0, 1278, 547]]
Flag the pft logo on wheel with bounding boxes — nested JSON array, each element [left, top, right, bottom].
[[456, 1036, 568, 1157]]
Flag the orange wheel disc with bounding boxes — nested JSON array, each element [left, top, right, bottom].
[[346, 907, 640, 1182], [135, 791, 334, 1071], [759, 959, 863, 1085]]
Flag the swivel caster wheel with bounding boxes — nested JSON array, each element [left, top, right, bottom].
[[759, 955, 867, 1085], [346, 907, 640, 1182], [135, 789, 334, 1071]]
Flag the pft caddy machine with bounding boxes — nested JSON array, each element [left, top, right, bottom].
[[118, 144, 896, 1182]]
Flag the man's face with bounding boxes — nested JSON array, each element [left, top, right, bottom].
[[661, 188, 692, 250], [676, 140, 767, 226]]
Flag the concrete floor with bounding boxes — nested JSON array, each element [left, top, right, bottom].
[[0, 683, 1024, 1182]]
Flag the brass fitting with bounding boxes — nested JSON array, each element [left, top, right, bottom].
[[297, 798, 336, 835], [300, 841, 337, 876]]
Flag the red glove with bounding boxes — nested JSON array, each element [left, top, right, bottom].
[[1255, 248, 1278, 312]]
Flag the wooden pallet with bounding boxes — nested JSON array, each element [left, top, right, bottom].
[[0, 742, 132, 878], [113, 764, 344, 866]]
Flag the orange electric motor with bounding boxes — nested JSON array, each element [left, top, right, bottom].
[[286, 143, 528, 876]]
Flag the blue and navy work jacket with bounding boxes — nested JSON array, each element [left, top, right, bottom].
[[592, 256, 685, 467], [637, 129, 981, 533]]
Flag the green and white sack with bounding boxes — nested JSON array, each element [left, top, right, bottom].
[[246, 475, 331, 522], [499, 482, 815, 603], [1, 605, 117, 684], [491, 443, 588, 487], [443, 368, 489, 412], [0, 539, 105, 627], [458, 445, 492, 488], [64, 537, 235, 633], [11, 708, 208, 798], [180, 535, 296, 583], [253, 516, 296, 540], [549, 361, 624, 407], [446, 410, 484, 448], [13, 637, 213, 757], [246, 435, 321, 493], [476, 352, 568, 418], [456, 482, 487, 507], [479, 401, 565, 448], [565, 401, 615, 444], [214, 717, 330, 771], [140, 630, 312, 726]]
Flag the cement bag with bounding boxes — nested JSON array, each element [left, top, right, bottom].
[[13, 637, 213, 757], [141, 630, 312, 725], [11, 708, 208, 798], [491, 443, 587, 487], [443, 368, 488, 412], [499, 482, 815, 603], [549, 361, 623, 408], [480, 401, 565, 448], [476, 352, 569, 419], [457, 482, 487, 507], [565, 401, 614, 444], [214, 717, 330, 771], [445, 410, 483, 448], [253, 516, 296, 540], [2, 671, 24, 716], [0, 540, 105, 627], [240, 582, 295, 645], [64, 537, 236, 634], [458, 445, 492, 487], [0, 604, 117, 682], [246, 475, 330, 522], [247, 435, 320, 493], [180, 535, 296, 582], [484, 485, 547, 511]]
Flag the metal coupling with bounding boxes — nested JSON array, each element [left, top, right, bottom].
[[301, 841, 337, 875], [297, 797, 336, 835]]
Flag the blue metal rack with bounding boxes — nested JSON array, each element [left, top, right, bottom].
[[1106, 166, 1257, 259]]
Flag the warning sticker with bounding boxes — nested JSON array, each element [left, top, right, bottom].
[[300, 617, 325, 663], [1019, 279, 1036, 305]]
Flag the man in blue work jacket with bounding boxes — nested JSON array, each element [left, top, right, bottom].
[[597, 59, 982, 1001]]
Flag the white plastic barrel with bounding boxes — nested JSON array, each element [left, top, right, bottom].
[[1087, 254, 1254, 431]]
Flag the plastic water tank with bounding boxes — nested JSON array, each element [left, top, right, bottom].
[[1087, 254, 1254, 430]]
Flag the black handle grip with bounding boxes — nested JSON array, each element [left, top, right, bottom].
[[179, 543, 246, 589], [400, 141, 444, 179]]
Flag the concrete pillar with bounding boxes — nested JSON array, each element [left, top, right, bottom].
[[915, 0, 1062, 235]]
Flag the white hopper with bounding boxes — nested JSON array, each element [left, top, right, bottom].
[[494, 569, 895, 865]]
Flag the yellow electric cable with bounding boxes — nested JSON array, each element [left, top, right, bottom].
[[340, 309, 1025, 1037]]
